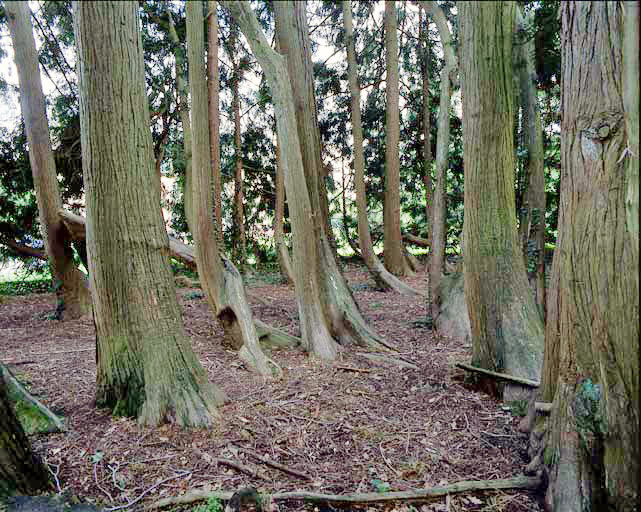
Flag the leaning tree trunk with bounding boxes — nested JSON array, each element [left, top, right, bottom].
[[515, 6, 546, 318], [533, 4, 639, 510], [383, 1, 410, 276], [6, 1, 90, 320], [0, 371, 50, 498], [167, 7, 194, 235], [422, 1, 457, 324], [459, 1, 544, 401], [73, 0, 225, 426], [273, 120, 294, 285], [342, 0, 423, 297], [273, 1, 393, 352], [419, 5, 432, 253], [208, 0, 223, 241]]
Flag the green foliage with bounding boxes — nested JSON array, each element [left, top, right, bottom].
[[0, 279, 52, 296], [193, 496, 223, 512], [371, 479, 391, 493], [184, 291, 204, 300]]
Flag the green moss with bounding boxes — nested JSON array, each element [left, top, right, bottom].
[[543, 444, 557, 466]]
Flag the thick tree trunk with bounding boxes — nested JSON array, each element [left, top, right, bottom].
[[208, 1, 223, 241], [6, 1, 90, 320], [73, 0, 225, 426], [515, 6, 546, 318], [419, 6, 432, 253], [186, 1, 277, 377], [422, 1, 456, 324], [273, 122, 294, 285], [383, 1, 410, 276], [0, 371, 50, 498], [459, 2, 544, 400], [535, 4, 639, 510], [273, 2, 392, 352], [167, 8, 194, 235], [342, 0, 423, 296], [229, 26, 247, 269]]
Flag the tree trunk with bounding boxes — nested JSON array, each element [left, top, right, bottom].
[[73, 0, 225, 426], [422, 1, 456, 324], [383, 1, 410, 276], [6, 1, 90, 320], [167, 7, 194, 235], [515, 6, 546, 318], [185, 0, 278, 377], [536, 4, 639, 510], [0, 371, 50, 498], [459, 2, 544, 400], [419, 5, 432, 253], [273, 1, 392, 352], [273, 120, 294, 285], [229, 26, 246, 269], [342, 0, 423, 296], [208, 0, 223, 241]]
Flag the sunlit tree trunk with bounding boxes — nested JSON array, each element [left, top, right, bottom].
[[167, 7, 194, 235], [73, 0, 225, 426], [208, 0, 223, 241], [186, 0, 278, 376], [383, 1, 410, 276], [342, 0, 422, 296], [515, 6, 546, 317], [419, 5, 432, 253], [6, 1, 90, 320], [0, 371, 50, 497], [422, 1, 457, 323], [459, 1, 544, 400], [535, 4, 639, 510]]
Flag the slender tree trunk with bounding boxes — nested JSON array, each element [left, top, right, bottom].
[[185, 0, 278, 377], [342, 0, 423, 296], [515, 6, 546, 318], [73, 0, 225, 426], [419, 5, 432, 253], [208, 0, 223, 241], [6, 1, 90, 320], [167, 8, 194, 235], [0, 371, 50, 497], [534, 4, 639, 510], [459, 2, 544, 400], [340, 159, 360, 257], [273, 121, 294, 285], [383, 1, 410, 276], [422, 1, 456, 323], [274, 2, 392, 352]]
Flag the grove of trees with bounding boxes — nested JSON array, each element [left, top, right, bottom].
[[0, 1, 637, 510]]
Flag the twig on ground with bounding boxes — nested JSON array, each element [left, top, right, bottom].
[[94, 463, 113, 504], [335, 365, 372, 373], [379, 441, 402, 476], [107, 470, 191, 511], [44, 457, 62, 493], [455, 363, 540, 388], [234, 446, 313, 480], [147, 475, 543, 509], [193, 447, 270, 481], [109, 463, 126, 491]]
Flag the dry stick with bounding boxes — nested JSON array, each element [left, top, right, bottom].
[[193, 447, 269, 481], [234, 446, 313, 481], [455, 363, 540, 388], [148, 475, 542, 510], [107, 471, 191, 512]]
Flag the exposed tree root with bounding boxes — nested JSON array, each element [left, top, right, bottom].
[[455, 362, 540, 388], [254, 319, 301, 350], [148, 475, 542, 510]]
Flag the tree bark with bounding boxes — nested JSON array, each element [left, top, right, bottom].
[[73, 0, 225, 426], [419, 5, 432, 253], [536, 4, 639, 510], [515, 6, 546, 318], [342, 0, 423, 296], [185, 0, 278, 377], [273, 120, 294, 285], [0, 371, 50, 498], [422, 1, 456, 324], [383, 1, 410, 276], [273, 1, 392, 352], [167, 7, 194, 235], [5, 1, 90, 320], [208, 1, 223, 241], [459, 2, 544, 400]]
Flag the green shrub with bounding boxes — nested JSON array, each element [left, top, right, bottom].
[[0, 278, 52, 296]]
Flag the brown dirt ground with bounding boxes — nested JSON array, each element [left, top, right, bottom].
[[0, 264, 542, 512]]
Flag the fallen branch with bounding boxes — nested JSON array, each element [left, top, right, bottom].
[[455, 363, 540, 388], [147, 475, 542, 510], [234, 447, 313, 481], [193, 447, 270, 481], [402, 233, 430, 247], [109, 470, 191, 511]]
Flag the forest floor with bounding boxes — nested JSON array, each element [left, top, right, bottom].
[[0, 264, 542, 512]]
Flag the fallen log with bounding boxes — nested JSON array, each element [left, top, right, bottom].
[[402, 233, 430, 247], [148, 475, 542, 510], [455, 362, 540, 388]]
